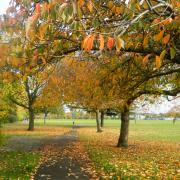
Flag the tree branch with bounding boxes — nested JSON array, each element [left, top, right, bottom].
[[9, 96, 29, 109]]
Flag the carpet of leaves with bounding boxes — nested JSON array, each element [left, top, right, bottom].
[[77, 128, 180, 179]]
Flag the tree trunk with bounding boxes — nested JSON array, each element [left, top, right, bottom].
[[44, 108, 48, 125], [28, 107, 35, 131], [117, 105, 130, 147], [173, 117, 176, 125], [100, 111, 104, 127], [96, 110, 102, 132]]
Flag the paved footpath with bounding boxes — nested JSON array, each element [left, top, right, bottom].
[[34, 129, 93, 180]]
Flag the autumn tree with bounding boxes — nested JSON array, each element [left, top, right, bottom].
[[51, 58, 111, 132], [97, 52, 179, 147], [0, 11, 55, 130], [2, 0, 179, 141]]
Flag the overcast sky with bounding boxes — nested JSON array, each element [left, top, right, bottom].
[[0, 0, 10, 15]]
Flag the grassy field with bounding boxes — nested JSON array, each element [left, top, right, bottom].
[[0, 119, 180, 179], [4, 119, 179, 142]]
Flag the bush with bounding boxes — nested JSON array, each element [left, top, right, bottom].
[[7, 113, 18, 123]]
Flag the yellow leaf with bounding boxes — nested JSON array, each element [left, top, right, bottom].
[[39, 23, 49, 40], [115, 36, 124, 52], [155, 55, 161, 69], [136, 3, 141, 11], [99, 35, 104, 51], [162, 34, 170, 45], [108, 1, 114, 9], [154, 30, 165, 41], [87, 1, 93, 12]]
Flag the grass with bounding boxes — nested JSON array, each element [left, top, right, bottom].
[[2, 119, 180, 141], [0, 151, 40, 179], [0, 119, 180, 179], [77, 122, 180, 179], [0, 122, 71, 180]]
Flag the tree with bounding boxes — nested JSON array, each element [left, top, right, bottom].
[[2, 0, 179, 142], [52, 58, 109, 132], [34, 77, 64, 124], [0, 5, 56, 130]]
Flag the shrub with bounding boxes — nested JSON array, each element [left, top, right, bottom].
[[7, 113, 18, 123]]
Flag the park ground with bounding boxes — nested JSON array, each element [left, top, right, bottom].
[[0, 119, 180, 179]]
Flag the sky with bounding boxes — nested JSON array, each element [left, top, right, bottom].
[[0, 0, 10, 15], [136, 98, 179, 114]]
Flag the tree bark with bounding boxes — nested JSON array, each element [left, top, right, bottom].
[[44, 108, 48, 125], [117, 105, 130, 147], [96, 110, 102, 132], [28, 107, 35, 131], [100, 110, 104, 127]]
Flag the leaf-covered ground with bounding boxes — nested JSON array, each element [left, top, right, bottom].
[[1, 124, 70, 136], [77, 128, 180, 179], [0, 126, 98, 179], [33, 132, 98, 179], [0, 126, 73, 179], [0, 121, 180, 179]]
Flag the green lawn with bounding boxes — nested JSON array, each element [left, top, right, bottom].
[[0, 151, 40, 179], [35, 119, 180, 142], [2, 119, 180, 142]]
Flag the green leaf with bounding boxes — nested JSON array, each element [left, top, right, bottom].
[[160, 50, 166, 60], [170, 48, 176, 59]]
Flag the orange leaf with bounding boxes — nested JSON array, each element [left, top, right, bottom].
[[99, 35, 104, 51], [35, 3, 41, 14], [78, 0, 84, 8], [155, 55, 161, 69], [154, 30, 164, 41], [82, 36, 89, 50], [162, 18, 173, 25], [87, 1, 93, 12], [107, 37, 114, 51], [142, 54, 150, 66], [82, 35, 95, 51], [143, 36, 148, 47], [86, 35, 95, 51], [162, 34, 170, 45]]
